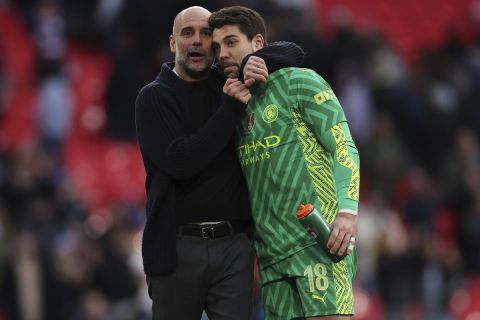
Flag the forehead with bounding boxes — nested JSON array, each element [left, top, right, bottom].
[[212, 24, 245, 42], [176, 10, 210, 32]]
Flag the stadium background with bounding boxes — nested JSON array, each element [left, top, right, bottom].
[[0, 0, 479, 319]]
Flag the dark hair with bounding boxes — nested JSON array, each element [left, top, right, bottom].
[[209, 6, 268, 43]]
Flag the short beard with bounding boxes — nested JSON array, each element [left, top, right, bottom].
[[177, 57, 211, 80], [183, 66, 211, 79]]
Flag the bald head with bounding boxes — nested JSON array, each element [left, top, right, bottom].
[[169, 6, 214, 81], [172, 6, 211, 35]]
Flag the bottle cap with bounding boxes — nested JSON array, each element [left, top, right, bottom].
[[296, 203, 314, 219]]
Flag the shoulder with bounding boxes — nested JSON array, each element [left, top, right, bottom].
[[135, 81, 159, 106], [135, 77, 175, 114], [265, 68, 330, 96], [268, 67, 325, 83], [288, 68, 328, 85], [278, 68, 331, 96]]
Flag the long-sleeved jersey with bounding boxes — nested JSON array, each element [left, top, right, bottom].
[[237, 67, 360, 269]]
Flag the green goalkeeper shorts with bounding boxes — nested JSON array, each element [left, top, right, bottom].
[[259, 244, 357, 320]]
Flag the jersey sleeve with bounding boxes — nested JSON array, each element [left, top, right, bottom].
[[318, 122, 360, 213], [289, 69, 346, 134], [290, 69, 360, 213]]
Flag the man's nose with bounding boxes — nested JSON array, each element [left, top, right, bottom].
[[192, 32, 203, 45], [219, 46, 228, 59]]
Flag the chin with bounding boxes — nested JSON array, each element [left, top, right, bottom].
[[185, 67, 210, 79], [189, 62, 209, 70], [225, 70, 240, 78]]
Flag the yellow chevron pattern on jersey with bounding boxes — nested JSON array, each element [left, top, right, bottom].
[[291, 109, 338, 224], [333, 261, 354, 314], [331, 123, 360, 200]]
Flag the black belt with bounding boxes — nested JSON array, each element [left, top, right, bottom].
[[178, 221, 250, 239]]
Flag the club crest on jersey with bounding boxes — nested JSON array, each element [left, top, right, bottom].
[[246, 112, 255, 131], [262, 104, 278, 123]]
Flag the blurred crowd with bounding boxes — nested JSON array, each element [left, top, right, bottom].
[[1, 0, 480, 319]]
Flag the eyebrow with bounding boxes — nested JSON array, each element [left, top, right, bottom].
[[221, 34, 239, 42], [180, 26, 211, 33], [213, 34, 238, 45]]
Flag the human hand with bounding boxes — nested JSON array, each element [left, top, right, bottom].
[[326, 212, 358, 257], [223, 78, 251, 104], [243, 56, 268, 88]]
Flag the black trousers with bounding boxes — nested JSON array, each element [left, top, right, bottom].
[[150, 233, 254, 320]]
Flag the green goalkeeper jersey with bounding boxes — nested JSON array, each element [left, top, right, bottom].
[[237, 67, 360, 269]]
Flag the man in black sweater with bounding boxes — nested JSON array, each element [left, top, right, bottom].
[[135, 6, 304, 320]]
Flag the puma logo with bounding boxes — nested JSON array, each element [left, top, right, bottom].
[[312, 293, 326, 304]]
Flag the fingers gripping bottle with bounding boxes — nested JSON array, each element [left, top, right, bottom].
[[296, 203, 346, 263]]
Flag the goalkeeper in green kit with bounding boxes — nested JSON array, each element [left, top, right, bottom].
[[210, 6, 360, 320]]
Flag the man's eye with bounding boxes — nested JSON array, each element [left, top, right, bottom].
[[202, 30, 212, 37], [182, 30, 193, 37], [227, 40, 236, 47]]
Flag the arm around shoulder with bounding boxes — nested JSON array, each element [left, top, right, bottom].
[[239, 41, 305, 81], [135, 84, 246, 180]]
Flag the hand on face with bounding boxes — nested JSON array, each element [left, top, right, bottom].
[[243, 56, 268, 88], [212, 25, 258, 79], [223, 78, 251, 105]]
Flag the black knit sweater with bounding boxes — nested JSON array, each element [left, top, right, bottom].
[[135, 42, 305, 276]]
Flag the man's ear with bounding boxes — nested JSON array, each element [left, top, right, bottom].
[[169, 35, 176, 53], [252, 34, 265, 51]]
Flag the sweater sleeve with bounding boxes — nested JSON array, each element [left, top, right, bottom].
[[238, 41, 305, 81], [135, 85, 246, 180]]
